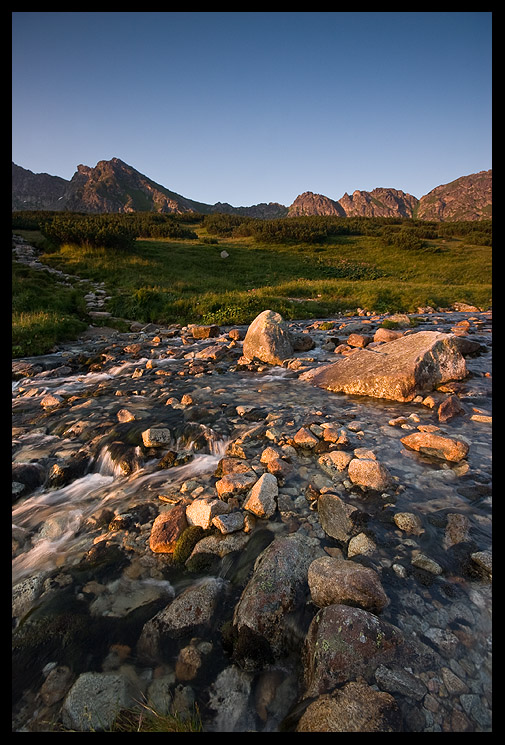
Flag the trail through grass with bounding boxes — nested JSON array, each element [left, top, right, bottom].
[[12, 224, 491, 356]]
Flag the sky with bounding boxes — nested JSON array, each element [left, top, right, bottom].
[[12, 11, 492, 207]]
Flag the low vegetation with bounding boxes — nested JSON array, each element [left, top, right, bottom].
[[12, 211, 491, 357]]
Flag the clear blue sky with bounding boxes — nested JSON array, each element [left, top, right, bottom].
[[12, 11, 492, 207]]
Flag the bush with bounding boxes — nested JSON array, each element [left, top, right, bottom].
[[41, 214, 138, 251]]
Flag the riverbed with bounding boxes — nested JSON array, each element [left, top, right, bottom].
[[12, 308, 492, 732]]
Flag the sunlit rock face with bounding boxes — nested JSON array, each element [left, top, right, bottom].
[[304, 331, 467, 402], [242, 310, 294, 366]]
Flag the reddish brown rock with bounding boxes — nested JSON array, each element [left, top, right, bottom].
[[347, 333, 372, 348], [400, 432, 469, 462], [296, 680, 402, 732], [191, 324, 221, 339], [305, 331, 467, 402], [348, 458, 393, 490], [437, 394, 465, 422], [373, 327, 404, 343], [149, 505, 188, 553]]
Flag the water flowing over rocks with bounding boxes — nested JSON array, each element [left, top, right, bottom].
[[12, 290, 492, 732]]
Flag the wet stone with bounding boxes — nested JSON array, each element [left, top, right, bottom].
[[11, 297, 492, 733]]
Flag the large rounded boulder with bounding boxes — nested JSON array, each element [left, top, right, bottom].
[[242, 310, 294, 366]]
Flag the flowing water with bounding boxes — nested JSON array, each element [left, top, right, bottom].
[[12, 311, 492, 731]]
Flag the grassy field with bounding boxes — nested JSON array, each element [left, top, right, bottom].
[[12, 222, 492, 357]]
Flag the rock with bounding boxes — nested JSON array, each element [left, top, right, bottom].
[[232, 533, 324, 667], [348, 458, 393, 491], [374, 663, 427, 701], [212, 511, 245, 533], [186, 498, 230, 529], [306, 331, 467, 402], [137, 577, 227, 661], [293, 427, 319, 449], [175, 642, 203, 681], [41, 393, 63, 408], [191, 324, 221, 339], [393, 512, 424, 536], [347, 532, 376, 557], [40, 665, 74, 706], [242, 310, 294, 365], [411, 553, 443, 575], [149, 505, 188, 553], [290, 330, 315, 351], [400, 432, 469, 462], [318, 450, 353, 477], [215, 471, 258, 501], [207, 665, 256, 732], [308, 556, 389, 612], [437, 393, 465, 422], [141, 427, 172, 448], [443, 512, 470, 548], [374, 327, 404, 343], [470, 550, 492, 576], [317, 492, 362, 541], [243, 472, 278, 518], [302, 604, 405, 698], [61, 671, 137, 731], [296, 680, 402, 732], [347, 332, 372, 348]]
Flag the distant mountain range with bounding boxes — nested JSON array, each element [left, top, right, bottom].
[[12, 158, 492, 222]]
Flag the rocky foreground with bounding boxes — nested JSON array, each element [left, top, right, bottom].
[[12, 247, 492, 732]]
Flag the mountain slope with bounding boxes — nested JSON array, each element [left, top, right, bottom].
[[12, 159, 491, 221], [416, 170, 492, 221], [12, 162, 68, 210]]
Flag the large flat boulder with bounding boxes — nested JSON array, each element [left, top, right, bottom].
[[304, 331, 467, 402], [242, 310, 294, 365]]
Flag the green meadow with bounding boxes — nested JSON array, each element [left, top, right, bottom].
[[12, 213, 491, 357]]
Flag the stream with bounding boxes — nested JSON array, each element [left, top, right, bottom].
[[12, 308, 492, 732]]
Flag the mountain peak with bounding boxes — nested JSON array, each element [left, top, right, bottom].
[[12, 159, 491, 221]]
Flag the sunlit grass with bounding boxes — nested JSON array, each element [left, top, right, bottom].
[[13, 226, 491, 355]]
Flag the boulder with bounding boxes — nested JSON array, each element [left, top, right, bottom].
[[348, 458, 393, 491], [400, 432, 469, 462], [242, 310, 294, 365], [302, 604, 405, 698], [305, 331, 467, 402], [308, 556, 389, 612], [296, 680, 402, 732], [231, 533, 324, 667], [62, 671, 137, 731], [137, 577, 227, 661], [149, 505, 188, 553], [317, 492, 362, 542]]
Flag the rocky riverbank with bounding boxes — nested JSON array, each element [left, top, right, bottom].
[[12, 239, 492, 732]]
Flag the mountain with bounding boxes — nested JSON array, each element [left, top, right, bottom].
[[12, 162, 68, 210], [53, 158, 216, 215], [290, 187, 419, 219], [12, 158, 491, 221], [337, 188, 419, 218], [416, 170, 492, 222], [289, 192, 346, 217]]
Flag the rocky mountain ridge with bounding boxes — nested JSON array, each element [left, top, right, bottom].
[[12, 159, 491, 221]]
